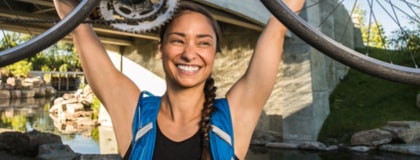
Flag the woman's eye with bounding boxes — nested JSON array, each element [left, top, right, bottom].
[[199, 42, 210, 46], [171, 39, 184, 44]]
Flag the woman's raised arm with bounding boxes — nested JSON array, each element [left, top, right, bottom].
[[226, 0, 305, 158], [53, 0, 140, 155]]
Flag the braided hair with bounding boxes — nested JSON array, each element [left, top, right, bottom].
[[200, 76, 217, 160]]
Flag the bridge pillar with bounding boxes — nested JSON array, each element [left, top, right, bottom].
[[279, 0, 350, 142]]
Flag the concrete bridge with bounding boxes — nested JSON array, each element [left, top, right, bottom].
[[1, 0, 358, 143]]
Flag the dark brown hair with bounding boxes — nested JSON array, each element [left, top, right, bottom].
[[159, 1, 220, 159], [159, 1, 222, 53], [201, 76, 217, 160]]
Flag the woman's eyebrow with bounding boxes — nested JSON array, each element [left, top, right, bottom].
[[167, 32, 185, 37], [197, 34, 214, 39], [167, 32, 214, 39]]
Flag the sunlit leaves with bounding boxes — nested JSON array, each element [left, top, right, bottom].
[[4, 60, 32, 78], [1, 31, 82, 72]]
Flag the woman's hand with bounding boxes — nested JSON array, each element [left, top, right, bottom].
[[270, 0, 305, 32], [53, 0, 80, 20], [282, 0, 305, 13]]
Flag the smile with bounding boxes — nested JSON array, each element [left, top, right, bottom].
[[177, 65, 200, 72]]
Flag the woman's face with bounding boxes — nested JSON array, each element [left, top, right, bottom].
[[160, 11, 217, 88]]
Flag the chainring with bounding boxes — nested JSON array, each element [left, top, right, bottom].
[[99, 0, 178, 33]]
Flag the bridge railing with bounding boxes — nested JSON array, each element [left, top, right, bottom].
[[30, 71, 86, 91]]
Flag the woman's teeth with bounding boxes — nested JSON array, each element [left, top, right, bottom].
[[178, 65, 199, 72]]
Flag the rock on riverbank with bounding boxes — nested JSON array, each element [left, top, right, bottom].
[[261, 121, 420, 157], [0, 77, 57, 100], [0, 130, 121, 160]]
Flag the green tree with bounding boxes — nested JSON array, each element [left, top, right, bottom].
[[0, 32, 18, 50], [364, 22, 386, 48], [31, 42, 81, 71], [387, 0, 420, 52], [0, 33, 32, 77], [5, 60, 32, 78], [353, 3, 387, 48], [390, 29, 420, 53], [41, 65, 52, 83], [1, 32, 82, 72]]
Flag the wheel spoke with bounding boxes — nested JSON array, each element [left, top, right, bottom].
[[0, 0, 100, 67], [261, 0, 420, 85]]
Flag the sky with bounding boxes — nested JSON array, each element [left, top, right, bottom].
[[342, 0, 417, 36]]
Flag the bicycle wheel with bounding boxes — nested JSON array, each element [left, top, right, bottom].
[[0, 0, 99, 67], [261, 0, 420, 86]]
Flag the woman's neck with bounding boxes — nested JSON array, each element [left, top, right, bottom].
[[161, 88, 205, 122]]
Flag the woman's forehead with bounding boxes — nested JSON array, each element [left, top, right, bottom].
[[166, 11, 215, 35]]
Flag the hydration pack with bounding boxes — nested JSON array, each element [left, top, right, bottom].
[[129, 91, 236, 160]]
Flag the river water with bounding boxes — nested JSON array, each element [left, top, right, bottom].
[[1, 97, 419, 160]]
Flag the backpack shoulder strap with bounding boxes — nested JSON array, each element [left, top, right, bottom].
[[210, 98, 236, 160], [130, 91, 161, 160]]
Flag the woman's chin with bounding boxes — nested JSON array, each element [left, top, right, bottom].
[[176, 79, 205, 89]]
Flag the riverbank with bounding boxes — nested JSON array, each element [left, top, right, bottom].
[[0, 76, 57, 104], [319, 66, 420, 144], [0, 129, 121, 160], [0, 150, 121, 160]]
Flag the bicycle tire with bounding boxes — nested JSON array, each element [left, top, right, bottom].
[[260, 0, 420, 86], [0, 0, 100, 67]]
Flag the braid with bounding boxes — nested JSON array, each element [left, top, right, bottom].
[[200, 76, 217, 160]]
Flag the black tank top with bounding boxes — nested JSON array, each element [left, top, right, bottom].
[[153, 124, 202, 160], [122, 125, 240, 160]]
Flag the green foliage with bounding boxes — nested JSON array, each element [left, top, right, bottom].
[[364, 23, 386, 48], [4, 60, 32, 78], [41, 65, 50, 72], [30, 53, 50, 71], [0, 35, 15, 50], [1, 112, 27, 132], [91, 95, 101, 120], [90, 127, 100, 143], [353, 3, 387, 48], [389, 29, 420, 53], [353, 3, 365, 27], [318, 47, 420, 145], [41, 65, 52, 83], [0, 32, 24, 50], [1, 32, 82, 72], [1, 33, 33, 77], [30, 42, 82, 71], [59, 64, 69, 72], [79, 80, 86, 89]]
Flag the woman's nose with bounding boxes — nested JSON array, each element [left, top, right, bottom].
[[181, 43, 197, 61]]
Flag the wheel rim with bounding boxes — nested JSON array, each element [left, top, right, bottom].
[[0, 0, 100, 67], [261, 0, 420, 85]]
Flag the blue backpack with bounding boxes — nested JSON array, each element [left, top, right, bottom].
[[129, 91, 236, 160]]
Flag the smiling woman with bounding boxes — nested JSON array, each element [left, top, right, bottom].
[[52, 0, 305, 160], [160, 11, 218, 89]]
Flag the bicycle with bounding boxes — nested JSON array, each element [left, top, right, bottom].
[[0, 0, 419, 85]]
